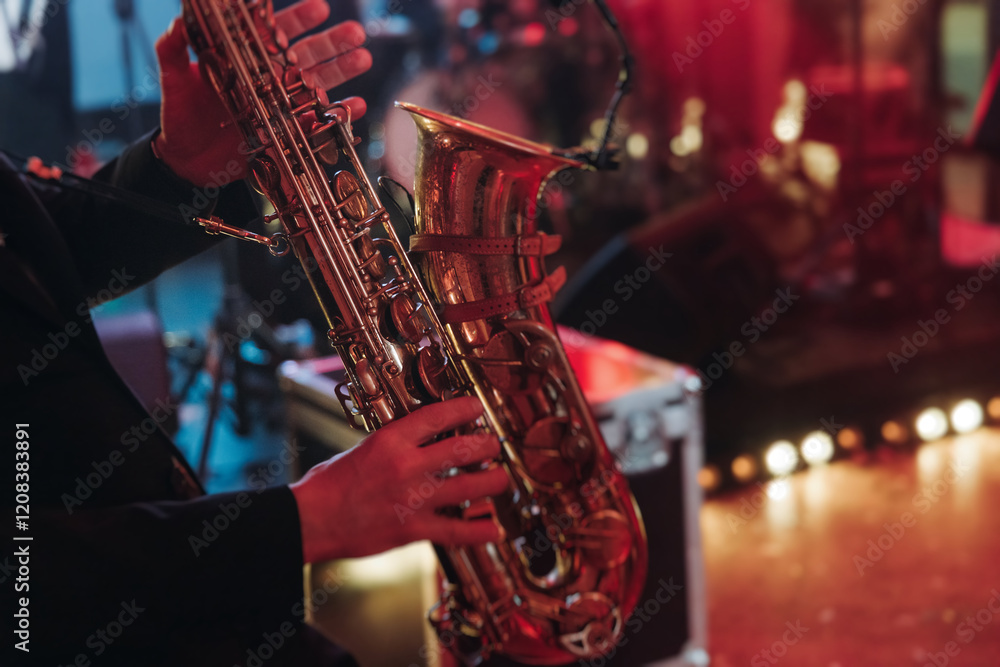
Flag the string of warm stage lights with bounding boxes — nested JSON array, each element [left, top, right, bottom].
[[699, 395, 1000, 493]]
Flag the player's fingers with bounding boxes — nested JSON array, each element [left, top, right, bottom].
[[275, 0, 331, 40], [301, 48, 372, 91], [156, 17, 192, 80], [378, 396, 485, 449], [428, 467, 509, 509], [417, 433, 501, 474], [290, 21, 367, 70], [416, 516, 502, 546]]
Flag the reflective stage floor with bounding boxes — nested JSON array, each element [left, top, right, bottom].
[[704, 428, 1000, 667]]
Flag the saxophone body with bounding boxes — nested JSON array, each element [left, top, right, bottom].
[[181, 2, 647, 663]]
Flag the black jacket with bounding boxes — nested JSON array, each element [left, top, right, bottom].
[[0, 134, 353, 666]]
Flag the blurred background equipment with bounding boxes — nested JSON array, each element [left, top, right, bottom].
[[9, 0, 1000, 663]]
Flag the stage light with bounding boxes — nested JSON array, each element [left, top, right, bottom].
[[626, 133, 650, 160], [669, 100, 705, 157], [669, 126, 703, 157], [774, 117, 802, 143], [522, 22, 546, 47], [669, 136, 688, 156], [766, 479, 790, 500], [950, 399, 984, 434], [731, 455, 758, 483], [698, 466, 721, 492], [339, 542, 437, 587], [881, 420, 908, 445], [800, 431, 835, 466], [773, 80, 807, 143], [458, 8, 480, 28], [477, 32, 500, 55], [801, 141, 841, 190], [556, 17, 579, 36], [684, 97, 706, 117], [590, 118, 609, 139], [784, 80, 808, 104], [836, 427, 864, 450], [764, 441, 799, 476], [681, 125, 703, 153], [989, 397, 1000, 420], [915, 408, 949, 442]]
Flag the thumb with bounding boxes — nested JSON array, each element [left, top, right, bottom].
[[156, 17, 191, 79]]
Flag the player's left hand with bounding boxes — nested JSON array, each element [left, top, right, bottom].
[[153, 0, 371, 187]]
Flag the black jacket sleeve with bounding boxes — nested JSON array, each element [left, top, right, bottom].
[[28, 488, 308, 662], [29, 129, 259, 301], [1, 134, 326, 666]]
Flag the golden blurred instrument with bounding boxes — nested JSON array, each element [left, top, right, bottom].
[[180, 1, 647, 663]]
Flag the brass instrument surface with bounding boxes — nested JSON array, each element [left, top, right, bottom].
[[180, 2, 647, 663]]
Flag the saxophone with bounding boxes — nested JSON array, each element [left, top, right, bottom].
[[181, 1, 647, 663]]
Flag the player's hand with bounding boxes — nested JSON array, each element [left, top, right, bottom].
[[153, 0, 371, 187], [289, 397, 509, 563]]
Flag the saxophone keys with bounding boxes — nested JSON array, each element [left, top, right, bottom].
[[265, 27, 289, 55], [332, 171, 369, 222], [356, 235, 387, 279], [416, 345, 450, 400], [353, 358, 382, 397], [299, 69, 330, 106], [481, 331, 542, 395], [197, 50, 234, 95], [249, 156, 281, 195], [522, 418, 576, 486], [560, 431, 593, 465], [560, 594, 621, 658], [390, 293, 427, 344], [333, 381, 367, 431], [520, 419, 596, 486], [569, 511, 633, 569], [525, 340, 556, 373], [310, 125, 340, 166]]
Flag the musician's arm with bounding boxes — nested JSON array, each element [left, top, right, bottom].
[[29, 488, 306, 661], [33, 5, 369, 303]]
